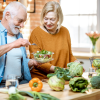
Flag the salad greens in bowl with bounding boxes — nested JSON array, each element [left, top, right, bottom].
[[33, 50, 54, 63]]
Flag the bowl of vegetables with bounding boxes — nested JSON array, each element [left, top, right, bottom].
[[32, 50, 54, 63]]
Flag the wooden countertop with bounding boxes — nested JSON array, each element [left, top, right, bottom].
[[0, 72, 100, 100], [73, 52, 100, 59]]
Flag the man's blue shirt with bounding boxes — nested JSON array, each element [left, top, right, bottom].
[[0, 22, 31, 82]]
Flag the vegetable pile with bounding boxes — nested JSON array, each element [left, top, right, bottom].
[[47, 62, 86, 93], [90, 75, 100, 89], [67, 62, 83, 77], [33, 50, 54, 63], [0, 86, 59, 100], [69, 77, 89, 93], [47, 67, 72, 91]]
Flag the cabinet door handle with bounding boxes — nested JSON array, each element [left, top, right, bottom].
[[80, 61, 84, 64]]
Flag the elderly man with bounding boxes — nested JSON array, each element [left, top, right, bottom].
[[0, 1, 40, 87]]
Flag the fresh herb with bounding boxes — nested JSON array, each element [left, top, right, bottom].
[[47, 67, 73, 81], [35, 50, 52, 55]]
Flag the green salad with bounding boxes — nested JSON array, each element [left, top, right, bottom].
[[34, 50, 54, 63]]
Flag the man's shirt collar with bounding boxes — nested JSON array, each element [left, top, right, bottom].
[[0, 22, 7, 33]]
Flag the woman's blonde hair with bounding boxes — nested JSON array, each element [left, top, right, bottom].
[[40, 1, 63, 28]]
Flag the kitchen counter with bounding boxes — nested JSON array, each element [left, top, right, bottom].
[[0, 72, 100, 100], [73, 52, 100, 59]]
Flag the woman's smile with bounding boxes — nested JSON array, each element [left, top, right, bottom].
[[47, 25, 52, 28], [43, 12, 58, 32]]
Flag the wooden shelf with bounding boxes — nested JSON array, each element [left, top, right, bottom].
[[0, 9, 34, 13], [73, 51, 100, 59], [0, 9, 4, 12]]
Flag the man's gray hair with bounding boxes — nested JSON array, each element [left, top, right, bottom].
[[3, 1, 27, 18]]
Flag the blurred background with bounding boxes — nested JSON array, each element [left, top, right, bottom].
[[0, 0, 100, 71], [0, 0, 100, 52]]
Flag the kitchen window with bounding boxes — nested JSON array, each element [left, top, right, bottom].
[[60, 0, 100, 52]]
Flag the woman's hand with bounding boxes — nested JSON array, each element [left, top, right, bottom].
[[49, 65, 56, 73], [28, 59, 42, 68]]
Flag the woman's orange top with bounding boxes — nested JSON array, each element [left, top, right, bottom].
[[29, 26, 76, 79]]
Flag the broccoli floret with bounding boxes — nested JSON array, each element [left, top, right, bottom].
[[90, 75, 100, 89]]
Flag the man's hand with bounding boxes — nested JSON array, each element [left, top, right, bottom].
[[0, 38, 31, 57], [12, 38, 31, 48]]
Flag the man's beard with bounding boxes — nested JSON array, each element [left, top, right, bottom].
[[9, 20, 21, 35]]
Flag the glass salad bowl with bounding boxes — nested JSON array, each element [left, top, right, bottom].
[[32, 50, 54, 63]]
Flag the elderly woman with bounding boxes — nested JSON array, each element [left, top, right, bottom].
[[29, 1, 79, 80]]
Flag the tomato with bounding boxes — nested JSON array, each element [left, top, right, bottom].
[[47, 55, 51, 58], [39, 55, 42, 58]]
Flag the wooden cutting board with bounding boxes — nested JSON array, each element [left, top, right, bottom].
[[42, 79, 69, 85]]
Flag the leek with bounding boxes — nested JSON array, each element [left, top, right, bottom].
[[0, 87, 59, 100], [0, 87, 26, 100]]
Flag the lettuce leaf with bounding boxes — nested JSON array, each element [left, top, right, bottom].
[[69, 77, 88, 93], [67, 62, 83, 77]]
